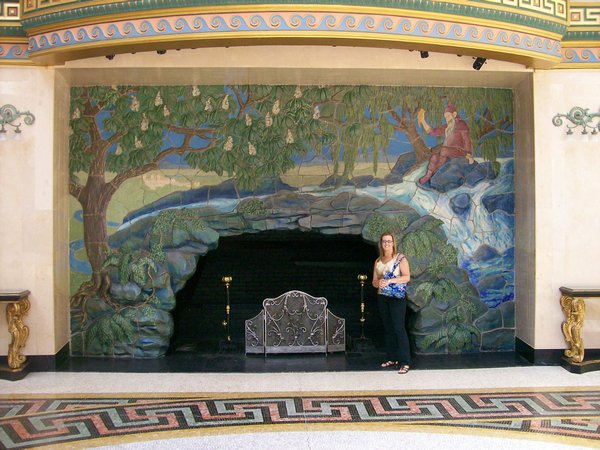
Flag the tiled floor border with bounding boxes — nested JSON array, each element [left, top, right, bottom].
[[1, 388, 599, 448]]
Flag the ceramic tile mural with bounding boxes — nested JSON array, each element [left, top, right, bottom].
[[69, 85, 514, 357]]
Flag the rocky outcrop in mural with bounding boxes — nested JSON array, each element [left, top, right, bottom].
[[70, 186, 513, 357]]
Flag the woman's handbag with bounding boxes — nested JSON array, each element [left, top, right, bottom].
[[381, 255, 407, 299]]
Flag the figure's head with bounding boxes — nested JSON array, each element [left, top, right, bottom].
[[444, 103, 458, 124], [379, 232, 397, 257]]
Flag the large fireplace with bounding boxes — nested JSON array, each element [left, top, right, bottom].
[[170, 230, 384, 353]]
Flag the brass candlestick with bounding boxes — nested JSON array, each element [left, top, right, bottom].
[[357, 274, 368, 339], [222, 276, 233, 342]]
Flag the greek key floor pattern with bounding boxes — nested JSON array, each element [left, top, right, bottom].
[[1, 388, 599, 448]]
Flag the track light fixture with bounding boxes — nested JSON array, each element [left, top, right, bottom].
[[420, 51, 429, 59], [105, 55, 115, 60], [157, 50, 166, 55], [472, 57, 486, 70]]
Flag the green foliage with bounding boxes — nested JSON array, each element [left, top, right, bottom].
[[363, 213, 409, 243], [447, 323, 481, 352], [428, 243, 459, 276], [421, 329, 447, 350], [85, 311, 135, 354], [102, 247, 156, 286], [149, 209, 205, 262], [414, 281, 435, 301], [418, 277, 481, 353], [238, 198, 267, 216], [364, 214, 391, 242], [431, 278, 461, 301], [402, 229, 441, 259]]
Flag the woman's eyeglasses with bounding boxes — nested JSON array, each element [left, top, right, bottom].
[[381, 239, 393, 243]]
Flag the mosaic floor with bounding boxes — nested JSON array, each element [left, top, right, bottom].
[[1, 366, 599, 449], [1, 387, 599, 448]]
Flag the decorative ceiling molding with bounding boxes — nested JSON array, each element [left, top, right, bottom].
[[0, 1, 597, 67], [26, 10, 562, 64], [20, 0, 569, 33]]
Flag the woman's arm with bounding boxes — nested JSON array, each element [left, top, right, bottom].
[[372, 261, 381, 289], [396, 257, 411, 284]]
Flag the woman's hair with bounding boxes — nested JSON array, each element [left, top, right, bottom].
[[378, 232, 398, 258]]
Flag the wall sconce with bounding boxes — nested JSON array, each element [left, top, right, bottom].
[[0, 104, 35, 141], [552, 107, 600, 135]]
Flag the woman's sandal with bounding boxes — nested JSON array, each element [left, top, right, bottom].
[[398, 365, 410, 374], [380, 360, 398, 368]]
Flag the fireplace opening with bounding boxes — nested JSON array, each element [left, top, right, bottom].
[[169, 230, 386, 353]]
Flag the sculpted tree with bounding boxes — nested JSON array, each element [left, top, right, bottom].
[[69, 85, 513, 300]]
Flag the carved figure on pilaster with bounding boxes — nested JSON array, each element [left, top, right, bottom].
[[6, 298, 30, 370], [560, 294, 585, 363]]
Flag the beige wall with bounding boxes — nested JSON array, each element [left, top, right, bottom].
[[514, 75, 536, 347], [1, 47, 597, 357], [0, 66, 70, 356], [533, 70, 600, 350]]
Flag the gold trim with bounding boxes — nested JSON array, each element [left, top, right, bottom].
[[553, 62, 600, 69], [0, 37, 28, 43], [571, 1, 600, 6], [566, 28, 600, 33], [561, 41, 600, 47], [0, 59, 36, 66], [0, 19, 23, 26]]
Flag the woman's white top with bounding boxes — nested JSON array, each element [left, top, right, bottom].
[[375, 254, 403, 277]]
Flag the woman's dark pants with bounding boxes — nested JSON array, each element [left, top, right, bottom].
[[377, 294, 411, 366]]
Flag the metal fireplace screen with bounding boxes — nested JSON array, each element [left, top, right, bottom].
[[245, 290, 345, 354]]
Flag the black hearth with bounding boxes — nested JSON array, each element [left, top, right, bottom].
[[170, 230, 383, 353]]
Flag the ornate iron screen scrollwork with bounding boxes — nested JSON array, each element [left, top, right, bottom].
[[245, 290, 345, 354]]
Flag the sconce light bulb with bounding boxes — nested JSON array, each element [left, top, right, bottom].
[[0, 130, 7, 141], [13, 129, 22, 141]]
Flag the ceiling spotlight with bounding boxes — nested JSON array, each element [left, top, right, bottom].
[[157, 49, 167, 55], [473, 57, 487, 70], [105, 54, 115, 60], [420, 51, 429, 59]]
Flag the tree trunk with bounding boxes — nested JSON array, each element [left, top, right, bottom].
[[410, 128, 435, 165], [79, 178, 112, 290]]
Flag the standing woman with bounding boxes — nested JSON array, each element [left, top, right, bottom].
[[372, 232, 412, 374]]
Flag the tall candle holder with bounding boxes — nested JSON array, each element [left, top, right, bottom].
[[357, 274, 368, 339], [353, 274, 375, 354], [221, 276, 232, 343]]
